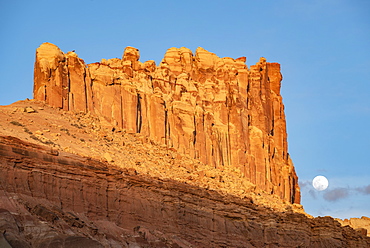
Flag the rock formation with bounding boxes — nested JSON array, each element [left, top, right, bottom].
[[337, 217, 370, 237], [34, 43, 300, 204], [1, 135, 369, 247]]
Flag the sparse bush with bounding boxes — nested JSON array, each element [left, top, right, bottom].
[[60, 128, 70, 135], [30, 135, 56, 146], [24, 128, 33, 134], [10, 121, 23, 126]]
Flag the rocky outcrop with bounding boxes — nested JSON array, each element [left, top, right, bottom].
[[1, 135, 369, 247], [34, 43, 300, 204], [338, 217, 370, 237]]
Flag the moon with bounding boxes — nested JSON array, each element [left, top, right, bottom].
[[312, 175, 329, 191]]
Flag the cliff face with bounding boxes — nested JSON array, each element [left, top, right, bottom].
[[33, 43, 299, 204], [337, 217, 370, 237], [1, 135, 369, 247]]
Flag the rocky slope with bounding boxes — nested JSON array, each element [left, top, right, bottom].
[[0, 100, 295, 211], [34, 43, 299, 204], [0, 124, 369, 247]]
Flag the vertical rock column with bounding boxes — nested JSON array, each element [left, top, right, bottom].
[[34, 43, 92, 112], [66, 51, 93, 113], [34, 43, 68, 109]]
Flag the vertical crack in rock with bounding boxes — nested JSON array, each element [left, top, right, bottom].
[[164, 101, 170, 146], [136, 93, 142, 133], [192, 114, 197, 147], [33, 43, 300, 204], [83, 69, 88, 113]]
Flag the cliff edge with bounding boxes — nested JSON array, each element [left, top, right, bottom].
[[33, 43, 300, 204], [0, 132, 369, 247]]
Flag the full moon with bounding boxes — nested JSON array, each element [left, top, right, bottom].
[[312, 175, 329, 191]]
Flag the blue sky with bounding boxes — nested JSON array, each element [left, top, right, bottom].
[[1, 0, 369, 219]]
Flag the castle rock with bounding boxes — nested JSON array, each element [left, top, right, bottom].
[[33, 43, 300, 204]]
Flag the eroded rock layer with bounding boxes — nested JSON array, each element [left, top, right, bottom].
[[34, 43, 299, 204], [1, 136, 369, 247]]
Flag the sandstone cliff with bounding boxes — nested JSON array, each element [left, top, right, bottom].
[[1, 134, 369, 247], [33, 43, 300, 204], [337, 217, 370, 237]]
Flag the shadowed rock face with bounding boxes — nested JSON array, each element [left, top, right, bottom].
[[34, 43, 299, 204], [1, 136, 370, 247]]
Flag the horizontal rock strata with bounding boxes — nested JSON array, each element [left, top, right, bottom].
[[338, 217, 370, 237], [0, 136, 369, 247], [34, 43, 300, 204]]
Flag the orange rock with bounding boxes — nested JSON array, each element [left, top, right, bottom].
[[338, 216, 370, 237], [33, 43, 300, 204]]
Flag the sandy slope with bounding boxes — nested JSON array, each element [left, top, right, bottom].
[[0, 99, 299, 213]]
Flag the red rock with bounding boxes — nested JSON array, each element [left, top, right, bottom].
[[0, 136, 369, 247], [33, 43, 300, 204], [33, 43, 67, 109]]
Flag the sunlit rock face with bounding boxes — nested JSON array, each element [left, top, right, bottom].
[[337, 217, 370, 237], [34, 42, 300, 204]]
